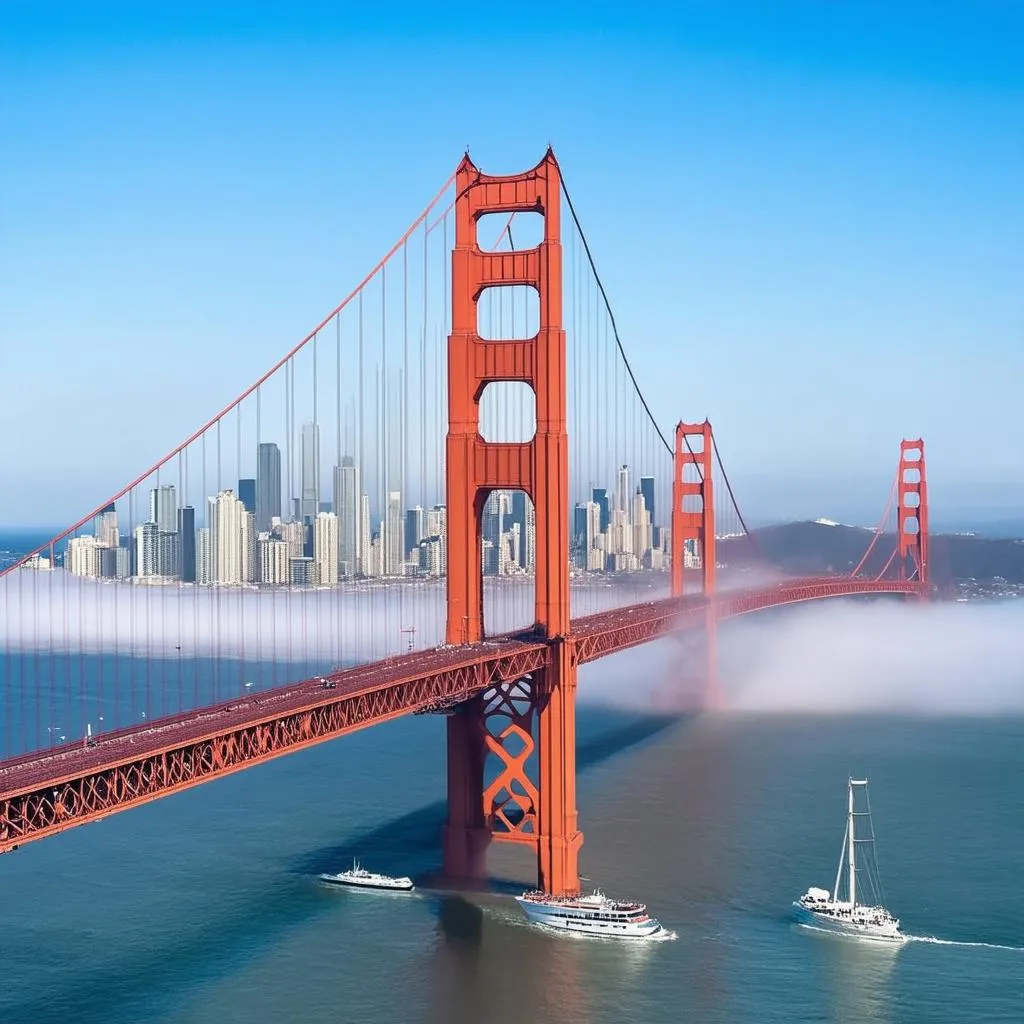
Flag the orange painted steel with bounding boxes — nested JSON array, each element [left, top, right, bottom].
[[442, 149, 579, 893], [897, 438, 929, 591], [671, 421, 718, 706], [0, 578, 923, 858]]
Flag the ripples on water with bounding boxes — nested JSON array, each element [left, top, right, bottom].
[[1, 680, 1022, 1023]]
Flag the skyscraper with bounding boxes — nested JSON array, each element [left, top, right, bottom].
[[300, 422, 320, 521], [640, 476, 655, 527], [67, 535, 103, 578], [333, 456, 359, 577], [149, 485, 177, 534], [95, 503, 119, 548], [385, 491, 403, 575], [591, 488, 610, 532], [524, 501, 536, 572], [314, 511, 339, 586], [509, 491, 529, 568], [573, 502, 590, 566], [616, 465, 630, 519], [358, 494, 372, 576], [404, 505, 424, 559], [256, 442, 282, 532], [195, 527, 212, 585], [240, 511, 256, 583], [178, 506, 196, 582], [135, 522, 160, 577], [258, 537, 289, 585], [238, 478, 256, 514], [632, 489, 652, 559], [208, 489, 245, 584]]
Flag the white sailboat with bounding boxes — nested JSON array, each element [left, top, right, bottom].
[[796, 778, 906, 943]]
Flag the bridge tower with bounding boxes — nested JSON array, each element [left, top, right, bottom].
[[443, 149, 581, 894], [897, 438, 929, 594], [671, 421, 718, 706]]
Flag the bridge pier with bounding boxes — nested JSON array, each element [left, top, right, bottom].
[[535, 641, 583, 894], [442, 644, 583, 894], [442, 699, 489, 882]]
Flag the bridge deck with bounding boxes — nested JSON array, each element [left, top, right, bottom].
[[0, 578, 920, 853]]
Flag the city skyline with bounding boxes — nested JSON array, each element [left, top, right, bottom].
[[53, 453, 675, 588]]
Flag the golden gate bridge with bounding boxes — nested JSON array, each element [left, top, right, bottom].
[[0, 150, 928, 894]]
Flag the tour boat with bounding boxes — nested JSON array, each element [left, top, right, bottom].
[[319, 861, 414, 892], [515, 888, 673, 939], [795, 778, 906, 943]]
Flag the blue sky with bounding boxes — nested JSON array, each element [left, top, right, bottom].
[[1, 1, 1021, 527]]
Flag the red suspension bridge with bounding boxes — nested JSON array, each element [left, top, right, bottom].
[[0, 150, 928, 894]]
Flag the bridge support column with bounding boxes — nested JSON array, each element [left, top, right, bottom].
[[442, 698, 489, 881], [443, 149, 579, 893], [672, 421, 719, 708], [536, 640, 582, 894]]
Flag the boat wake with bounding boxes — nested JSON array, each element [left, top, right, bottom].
[[906, 934, 1024, 953], [531, 922, 678, 943]]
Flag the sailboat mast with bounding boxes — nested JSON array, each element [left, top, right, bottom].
[[833, 818, 848, 903], [847, 780, 857, 907]]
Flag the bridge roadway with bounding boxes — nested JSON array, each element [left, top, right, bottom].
[[0, 577, 919, 854]]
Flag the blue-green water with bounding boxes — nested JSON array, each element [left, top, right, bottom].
[[1, 701, 1021, 1022]]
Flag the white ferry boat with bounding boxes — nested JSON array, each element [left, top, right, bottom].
[[515, 888, 673, 939], [319, 861, 414, 892], [796, 778, 906, 943]]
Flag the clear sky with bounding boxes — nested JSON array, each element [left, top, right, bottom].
[[1, 1, 1021, 528]]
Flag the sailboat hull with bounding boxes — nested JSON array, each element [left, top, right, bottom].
[[794, 902, 907, 943]]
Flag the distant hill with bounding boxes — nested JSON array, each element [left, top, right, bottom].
[[719, 521, 1024, 584]]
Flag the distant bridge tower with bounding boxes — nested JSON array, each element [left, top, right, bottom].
[[897, 438, 929, 594], [671, 420, 718, 707], [443, 149, 581, 894]]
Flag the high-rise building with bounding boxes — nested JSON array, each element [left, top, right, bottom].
[[300, 423, 320, 521], [258, 536, 289, 585], [384, 491, 402, 575], [67, 535, 103, 578], [100, 545, 131, 579], [573, 502, 590, 553], [632, 489, 652, 560], [524, 500, 536, 572], [256, 442, 282, 532], [289, 556, 316, 587], [240, 511, 256, 583], [333, 457, 359, 577], [278, 520, 305, 561], [616, 465, 630, 519], [404, 505, 424, 559], [640, 476, 655, 528], [149, 485, 177, 534], [237, 478, 256, 515], [95, 503, 119, 548], [483, 491, 509, 551], [178, 506, 196, 582], [195, 527, 212, 585], [509, 491, 529, 568], [591, 488, 610, 533], [417, 536, 444, 577], [358, 494, 372, 576], [314, 511, 339, 587], [424, 504, 446, 540], [135, 522, 160, 577], [208, 489, 246, 584]]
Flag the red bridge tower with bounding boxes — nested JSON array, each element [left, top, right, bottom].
[[897, 438, 929, 593], [671, 421, 718, 706], [443, 150, 581, 894]]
